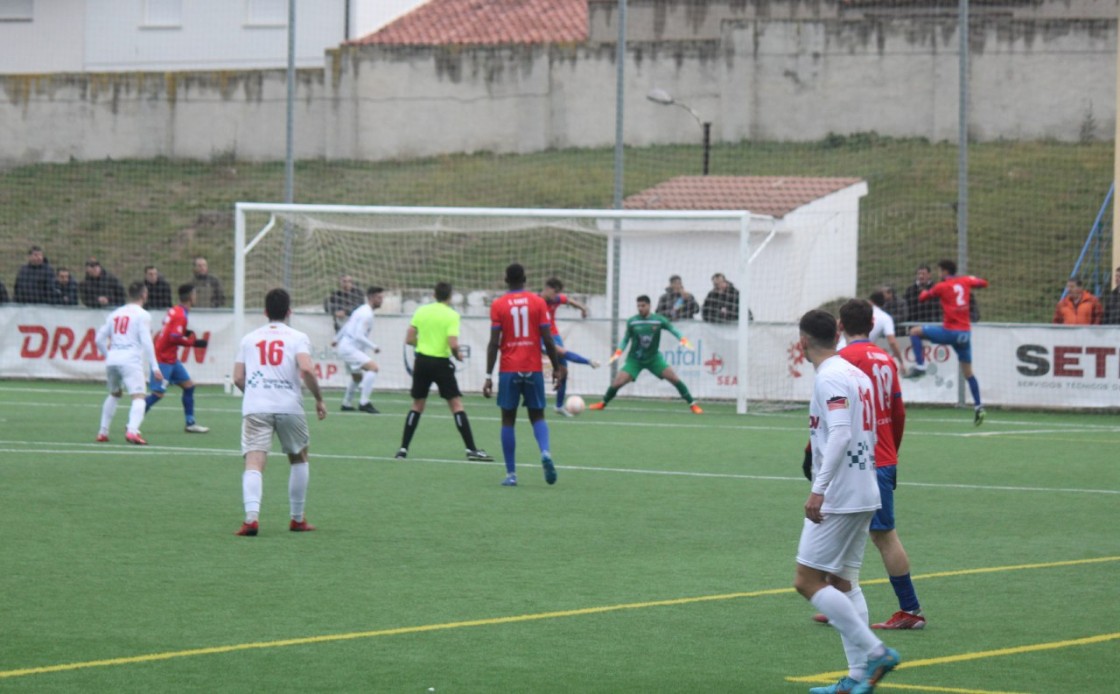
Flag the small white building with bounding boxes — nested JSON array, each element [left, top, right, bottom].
[[621, 176, 869, 322], [0, 0, 426, 74]]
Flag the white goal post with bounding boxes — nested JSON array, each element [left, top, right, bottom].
[[234, 203, 774, 413]]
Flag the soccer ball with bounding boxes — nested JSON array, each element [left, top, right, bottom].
[[564, 395, 585, 416]]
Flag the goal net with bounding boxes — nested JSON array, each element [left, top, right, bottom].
[[233, 204, 847, 413]]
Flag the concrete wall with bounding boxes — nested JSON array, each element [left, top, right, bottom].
[[1, 12, 1115, 164]]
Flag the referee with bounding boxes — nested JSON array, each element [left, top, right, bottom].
[[395, 282, 492, 461]]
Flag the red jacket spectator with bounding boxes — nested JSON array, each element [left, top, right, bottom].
[[1053, 279, 1102, 325]]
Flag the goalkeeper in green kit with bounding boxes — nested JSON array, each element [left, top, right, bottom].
[[589, 295, 703, 414]]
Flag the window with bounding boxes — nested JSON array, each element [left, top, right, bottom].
[[144, 0, 181, 27], [246, 0, 287, 26], [0, 0, 33, 22]]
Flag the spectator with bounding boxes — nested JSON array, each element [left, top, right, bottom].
[[0, 278, 8, 303], [702, 272, 740, 324], [324, 273, 365, 331], [1103, 267, 1120, 325], [903, 264, 940, 327], [1053, 277, 1102, 325], [54, 267, 80, 306], [655, 274, 699, 322], [14, 245, 56, 304], [79, 258, 126, 308], [143, 266, 173, 310], [880, 285, 907, 331], [191, 256, 225, 308]]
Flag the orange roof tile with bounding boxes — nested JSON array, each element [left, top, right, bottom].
[[623, 176, 865, 218], [353, 0, 589, 47]]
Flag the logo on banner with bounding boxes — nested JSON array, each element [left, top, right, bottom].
[[704, 353, 724, 375], [788, 340, 805, 378], [19, 325, 103, 361]]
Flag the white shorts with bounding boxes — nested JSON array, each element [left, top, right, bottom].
[[106, 363, 148, 396], [335, 341, 371, 374], [241, 413, 310, 456], [795, 511, 874, 576]]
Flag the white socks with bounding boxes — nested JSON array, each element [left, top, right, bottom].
[[810, 585, 883, 659], [99, 395, 119, 434], [126, 398, 146, 434], [242, 470, 262, 522], [359, 370, 377, 405], [289, 462, 309, 521], [342, 380, 357, 407]]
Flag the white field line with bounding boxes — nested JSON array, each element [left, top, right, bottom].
[[0, 440, 1115, 496]]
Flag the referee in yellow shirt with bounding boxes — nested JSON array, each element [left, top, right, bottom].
[[395, 282, 492, 461]]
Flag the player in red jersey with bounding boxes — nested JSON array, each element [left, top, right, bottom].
[[540, 277, 599, 416], [904, 259, 989, 425], [483, 263, 565, 487], [145, 283, 210, 433], [833, 299, 925, 630]]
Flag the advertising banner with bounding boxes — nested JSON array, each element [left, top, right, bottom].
[[2, 306, 1117, 408]]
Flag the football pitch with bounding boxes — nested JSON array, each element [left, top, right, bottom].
[[1, 381, 1116, 693]]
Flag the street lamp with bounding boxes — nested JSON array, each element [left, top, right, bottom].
[[647, 88, 711, 175]]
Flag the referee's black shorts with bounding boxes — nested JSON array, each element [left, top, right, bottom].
[[410, 353, 462, 400]]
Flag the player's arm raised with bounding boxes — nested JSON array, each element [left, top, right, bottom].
[[296, 352, 327, 420]]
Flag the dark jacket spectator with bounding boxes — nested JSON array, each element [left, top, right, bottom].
[[0, 279, 8, 304], [79, 258, 126, 308], [904, 264, 940, 326], [143, 266, 173, 311], [656, 275, 700, 321], [14, 245, 56, 304], [324, 273, 366, 331], [1104, 269, 1120, 325], [880, 285, 907, 330], [702, 273, 740, 324], [191, 256, 225, 308], [53, 267, 80, 306]]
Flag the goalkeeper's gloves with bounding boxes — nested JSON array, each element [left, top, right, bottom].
[[802, 448, 813, 481], [192, 338, 208, 349], [609, 349, 623, 364], [680, 337, 692, 349]]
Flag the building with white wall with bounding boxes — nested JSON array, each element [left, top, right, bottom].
[[0, 0, 398, 74]]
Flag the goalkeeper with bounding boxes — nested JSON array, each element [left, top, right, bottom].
[[588, 295, 703, 414]]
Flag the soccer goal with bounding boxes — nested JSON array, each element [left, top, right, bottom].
[[233, 203, 778, 413]]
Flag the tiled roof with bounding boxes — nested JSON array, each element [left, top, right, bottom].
[[352, 0, 589, 47], [623, 176, 865, 218]]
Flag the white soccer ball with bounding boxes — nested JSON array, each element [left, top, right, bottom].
[[564, 395, 585, 415]]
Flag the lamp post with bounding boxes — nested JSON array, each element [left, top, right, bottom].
[[647, 88, 711, 175]]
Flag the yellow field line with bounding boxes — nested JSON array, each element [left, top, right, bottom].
[[787, 633, 1120, 692], [1, 557, 1116, 680]]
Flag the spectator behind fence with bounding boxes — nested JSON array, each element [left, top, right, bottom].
[[191, 256, 225, 308], [324, 273, 366, 331], [1104, 267, 1120, 325], [54, 267, 80, 306], [880, 285, 907, 333], [0, 278, 8, 303], [656, 274, 699, 322], [80, 258, 126, 308], [903, 264, 939, 326], [14, 245, 56, 304], [143, 266, 173, 310], [1053, 277, 1102, 325], [702, 272, 740, 324]]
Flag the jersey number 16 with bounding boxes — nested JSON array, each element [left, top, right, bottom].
[[255, 340, 284, 366]]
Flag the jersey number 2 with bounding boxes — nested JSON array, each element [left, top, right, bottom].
[[255, 340, 284, 366]]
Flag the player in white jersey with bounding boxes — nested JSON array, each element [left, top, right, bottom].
[[792, 309, 900, 694], [835, 290, 903, 365], [333, 285, 383, 413], [233, 288, 327, 537], [94, 282, 165, 445]]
